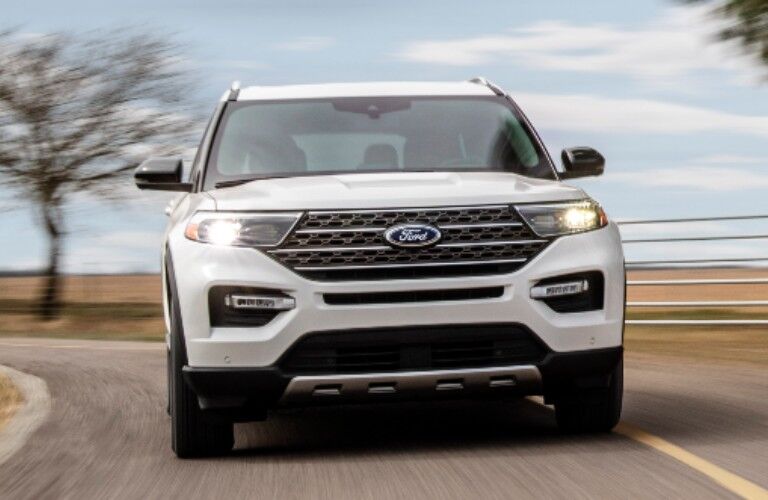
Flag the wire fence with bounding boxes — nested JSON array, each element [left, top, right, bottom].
[[618, 214, 768, 326]]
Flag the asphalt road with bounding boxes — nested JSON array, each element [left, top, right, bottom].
[[0, 337, 766, 499]]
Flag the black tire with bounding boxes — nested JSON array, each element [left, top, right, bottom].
[[168, 270, 234, 458], [554, 356, 623, 433]]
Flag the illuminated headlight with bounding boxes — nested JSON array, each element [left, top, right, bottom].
[[515, 200, 607, 237], [184, 212, 302, 247]]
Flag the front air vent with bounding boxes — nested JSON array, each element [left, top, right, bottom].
[[323, 286, 505, 305], [208, 286, 293, 327], [534, 271, 604, 313]]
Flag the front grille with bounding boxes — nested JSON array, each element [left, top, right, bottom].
[[268, 205, 550, 281], [279, 324, 547, 374]]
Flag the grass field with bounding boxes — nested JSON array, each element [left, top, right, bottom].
[[0, 275, 162, 341], [0, 373, 22, 432], [1, 270, 766, 365]]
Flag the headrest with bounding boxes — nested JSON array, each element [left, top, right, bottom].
[[360, 143, 399, 169]]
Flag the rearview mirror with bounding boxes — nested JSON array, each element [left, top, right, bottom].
[[134, 158, 192, 192], [560, 147, 605, 179]]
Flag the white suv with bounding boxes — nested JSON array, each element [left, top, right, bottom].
[[135, 78, 625, 458]]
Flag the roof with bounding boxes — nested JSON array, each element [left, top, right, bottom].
[[224, 80, 499, 101]]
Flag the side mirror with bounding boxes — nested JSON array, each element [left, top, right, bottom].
[[134, 158, 192, 192], [560, 147, 605, 179]]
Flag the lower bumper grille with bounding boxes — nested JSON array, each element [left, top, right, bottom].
[[279, 324, 547, 375], [323, 286, 504, 305]]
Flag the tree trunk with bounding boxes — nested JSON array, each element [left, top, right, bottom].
[[39, 205, 63, 321]]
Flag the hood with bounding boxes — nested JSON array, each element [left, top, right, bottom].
[[207, 171, 586, 211]]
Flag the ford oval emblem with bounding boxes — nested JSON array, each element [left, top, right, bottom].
[[384, 224, 442, 248]]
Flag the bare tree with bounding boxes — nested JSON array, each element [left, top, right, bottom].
[[687, 0, 768, 67], [0, 30, 197, 319]]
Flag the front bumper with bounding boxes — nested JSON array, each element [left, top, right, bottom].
[[168, 222, 625, 368], [183, 346, 623, 415]]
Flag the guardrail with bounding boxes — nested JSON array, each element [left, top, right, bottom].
[[619, 214, 768, 326], [1, 215, 765, 329]]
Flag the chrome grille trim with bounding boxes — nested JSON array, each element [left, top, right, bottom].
[[270, 239, 547, 254], [270, 246, 392, 254], [294, 222, 523, 234], [294, 227, 388, 234], [436, 239, 546, 248], [307, 205, 510, 215], [294, 258, 529, 271], [439, 222, 523, 229]]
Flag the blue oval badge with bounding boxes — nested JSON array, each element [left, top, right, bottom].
[[384, 224, 442, 248]]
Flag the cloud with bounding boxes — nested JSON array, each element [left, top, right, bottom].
[[618, 221, 724, 238], [63, 245, 157, 273], [693, 154, 768, 165], [62, 230, 164, 273], [624, 240, 768, 266], [1, 256, 45, 271], [96, 230, 164, 250], [274, 36, 335, 52], [219, 59, 270, 70], [609, 166, 768, 191], [397, 6, 760, 86], [512, 91, 768, 137], [12, 32, 49, 42]]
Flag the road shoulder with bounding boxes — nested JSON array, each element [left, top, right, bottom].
[[0, 364, 51, 466]]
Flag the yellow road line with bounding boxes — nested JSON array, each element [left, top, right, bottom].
[[527, 397, 768, 499], [615, 421, 768, 500]]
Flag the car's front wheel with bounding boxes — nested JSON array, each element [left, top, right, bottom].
[[554, 356, 623, 433], [168, 273, 234, 458]]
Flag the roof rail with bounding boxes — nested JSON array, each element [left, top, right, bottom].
[[227, 81, 241, 101], [468, 77, 505, 96]]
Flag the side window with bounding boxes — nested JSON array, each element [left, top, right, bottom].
[[503, 118, 539, 168]]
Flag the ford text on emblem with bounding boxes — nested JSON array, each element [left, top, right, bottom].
[[384, 224, 442, 248]]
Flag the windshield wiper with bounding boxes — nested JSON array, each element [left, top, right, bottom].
[[215, 176, 285, 189], [214, 169, 451, 189]]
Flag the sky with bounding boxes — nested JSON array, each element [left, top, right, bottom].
[[2, 0, 768, 273]]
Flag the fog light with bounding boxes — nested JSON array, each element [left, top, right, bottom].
[[224, 294, 296, 311], [530, 280, 589, 299]]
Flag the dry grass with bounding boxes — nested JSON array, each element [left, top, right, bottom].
[[0, 274, 161, 303], [0, 270, 766, 366], [625, 325, 768, 366], [0, 312, 164, 342], [627, 268, 768, 314], [0, 274, 164, 341], [0, 373, 23, 432], [624, 268, 768, 366]]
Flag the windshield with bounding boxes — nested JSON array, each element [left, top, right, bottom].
[[204, 96, 555, 189]]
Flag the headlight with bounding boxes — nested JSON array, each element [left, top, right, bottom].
[[184, 212, 302, 247], [515, 200, 607, 237]]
